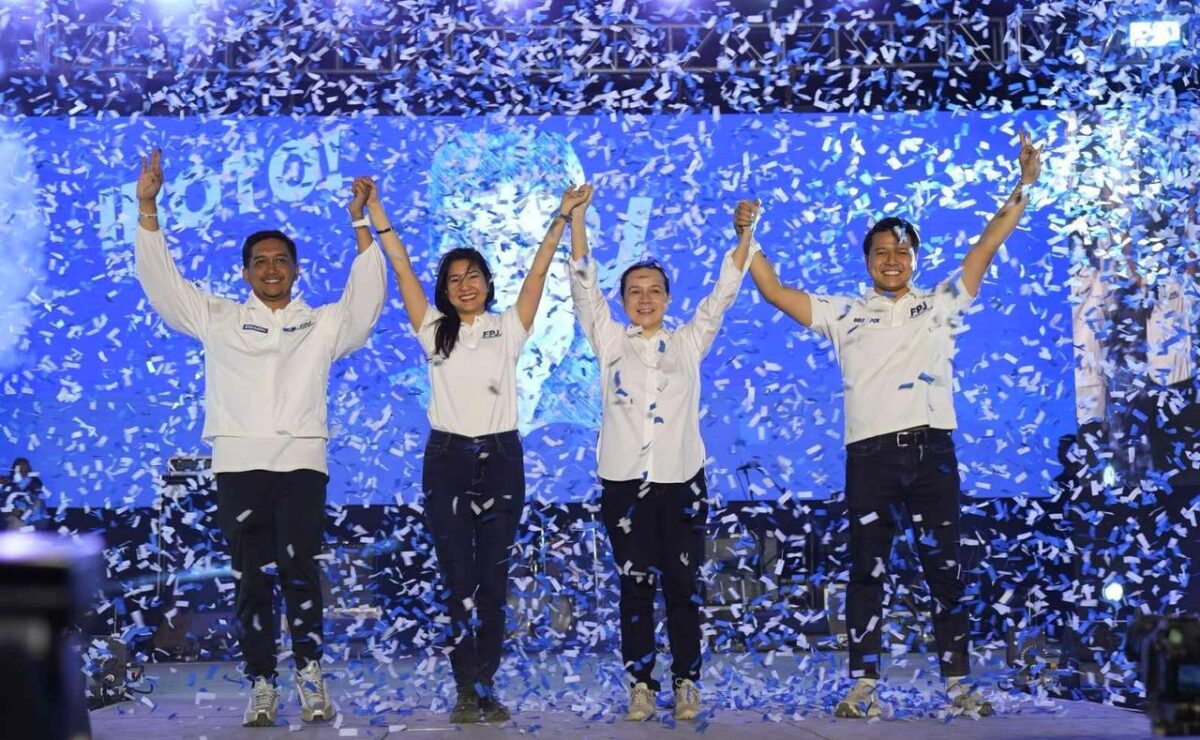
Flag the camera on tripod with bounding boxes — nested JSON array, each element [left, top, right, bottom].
[[1124, 613, 1200, 736]]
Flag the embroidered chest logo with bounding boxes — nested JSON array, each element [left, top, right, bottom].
[[241, 323, 269, 334], [909, 301, 931, 318], [481, 329, 503, 339], [283, 320, 314, 333], [853, 316, 882, 324]]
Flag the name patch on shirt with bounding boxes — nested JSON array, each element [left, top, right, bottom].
[[283, 320, 314, 333], [242, 323, 269, 334], [482, 329, 503, 339], [853, 317, 881, 325], [909, 301, 931, 318]]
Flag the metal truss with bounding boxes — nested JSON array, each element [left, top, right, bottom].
[[1, 13, 1102, 79]]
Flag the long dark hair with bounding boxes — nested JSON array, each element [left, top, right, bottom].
[[433, 248, 496, 359]]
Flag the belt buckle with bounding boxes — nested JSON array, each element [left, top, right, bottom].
[[896, 429, 924, 447]]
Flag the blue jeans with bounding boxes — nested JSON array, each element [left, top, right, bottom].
[[844, 428, 970, 679], [422, 429, 526, 693]]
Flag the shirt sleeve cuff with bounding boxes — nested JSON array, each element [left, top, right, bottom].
[[568, 255, 599, 287]]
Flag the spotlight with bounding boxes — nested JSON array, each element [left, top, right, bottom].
[[1102, 579, 1125, 605], [1128, 20, 1184, 49], [1103, 464, 1117, 487]]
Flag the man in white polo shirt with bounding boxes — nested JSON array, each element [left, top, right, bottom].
[[1143, 223, 1198, 474], [133, 150, 387, 728], [742, 132, 1043, 717]]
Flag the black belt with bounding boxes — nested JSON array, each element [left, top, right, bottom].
[[858, 426, 951, 449]]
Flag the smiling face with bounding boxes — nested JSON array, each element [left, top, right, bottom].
[[242, 238, 298, 310], [621, 267, 670, 334], [866, 230, 915, 297], [445, 258, 490, 319]]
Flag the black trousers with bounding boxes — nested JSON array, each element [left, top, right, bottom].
[[215, 469, 327, 680], [422, 430, 526, 694], [844, 428, 970, 679], [1142, 379, 1198, 473], [600, 468, 708, 691]]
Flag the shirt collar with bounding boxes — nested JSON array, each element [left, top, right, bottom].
[[245, 292, 308, 314], [624, 323, 673, 339], [864, 282, 923, 305], [460, 311, 499, 332]]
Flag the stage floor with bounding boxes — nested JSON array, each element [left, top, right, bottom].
[[88, 653, 1168, 739]]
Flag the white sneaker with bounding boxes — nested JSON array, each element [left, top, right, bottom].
[[835, 679, 881, 718], [673, 678, 702, 721], [296, 661, 335, 722], [242, 677, 279, 727], [624, 682, 655, 721]]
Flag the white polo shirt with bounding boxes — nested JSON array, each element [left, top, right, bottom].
[[809, 278, 975, 445], [134, 225, 387, 474], [1070, 264, 1109, 424], [417, 305, 530, 437], [1147, 273, 1197, 387], [569, 246, 751, 483]]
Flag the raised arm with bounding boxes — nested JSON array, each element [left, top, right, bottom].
[[960, 130, 1043, 296], [736, 200, 814, 328], [515, 184, 591, 331], [565, 185, 623, 357], [680, 199, 759, 355], [133, 149, 212, 339], [362, 176, 430, 332], [329, 177, 387, 358]]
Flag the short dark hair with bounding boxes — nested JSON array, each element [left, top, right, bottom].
[[619, 259, 671, 297], [863, 217, 920, 257], [242, 230, 298, 268]]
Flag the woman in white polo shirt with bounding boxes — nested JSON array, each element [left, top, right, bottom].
[[377, 180, 591, 724], [567, 188, 758, 722]]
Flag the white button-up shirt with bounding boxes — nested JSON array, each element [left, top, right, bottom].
[[1071, 264, 1110, 424], [809, 278, 975, 445], [417, 305, 530, 437], [134, 225, 387, 473], [570, 248, 750, 483], [1147, 273, 1197, 387]]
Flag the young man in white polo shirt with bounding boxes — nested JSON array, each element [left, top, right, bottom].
[[741, 132, 1043, 717], [133, 150, 387, 728]]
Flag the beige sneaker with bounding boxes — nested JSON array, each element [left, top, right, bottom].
[[834, 679, 881, 718], [242, 677, 279, 727], [624, 682, 655, 721], [948, 682, 994, 717], [296, 661, 335, 722], [673, 678, 702, 721]]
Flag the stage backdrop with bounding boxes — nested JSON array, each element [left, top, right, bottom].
[[2, 110, 1074, 506]]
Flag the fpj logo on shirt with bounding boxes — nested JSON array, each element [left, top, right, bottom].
[[482, 329, 503, 339], [242, 323, 269, 334], [909, 301, 931, 318], [283, 320, 314, 333]]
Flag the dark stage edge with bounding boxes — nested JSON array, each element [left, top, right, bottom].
[[89, 654, 1170, 739]]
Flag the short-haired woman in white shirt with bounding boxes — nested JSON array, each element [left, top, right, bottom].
[[375, 178, 592, 724], [567, 189, 758, 722]]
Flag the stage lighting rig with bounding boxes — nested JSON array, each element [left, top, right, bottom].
[[1128, 19, 1185, 50]]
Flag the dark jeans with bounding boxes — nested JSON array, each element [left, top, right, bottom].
[[844, 428, 970, 679], [422, 429, 526, 694], [600, 468, 708, 691], [215, 469, 328, 680], [1142, 380, 1198, 474]]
